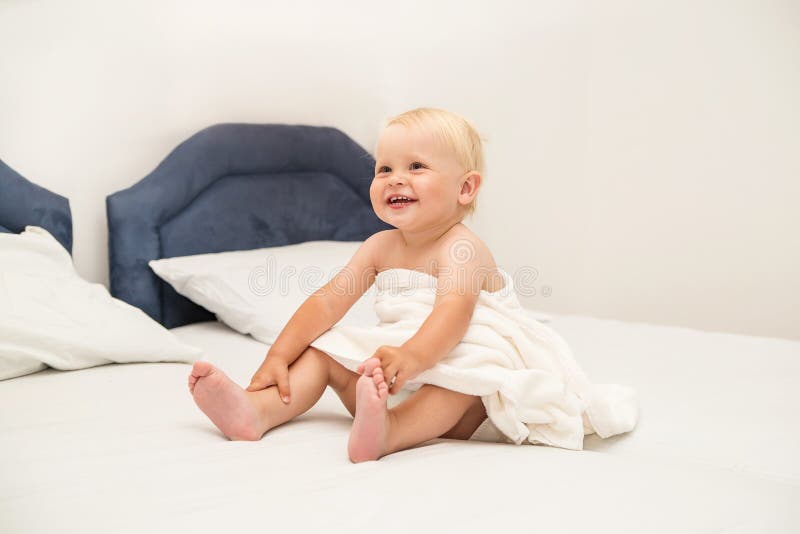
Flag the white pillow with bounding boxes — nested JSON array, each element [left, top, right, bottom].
[[0, 227, 202, 381], [149, 241, 378, 344]]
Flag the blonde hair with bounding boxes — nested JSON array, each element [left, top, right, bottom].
[[383, 107, 485, 215]]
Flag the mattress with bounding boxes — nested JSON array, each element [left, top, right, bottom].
[[1, 316, 798, 533]]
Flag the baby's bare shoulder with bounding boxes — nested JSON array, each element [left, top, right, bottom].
[[366, 229, 393, 240], [436, 224, 496, 269], [364, 229, 403, 264]]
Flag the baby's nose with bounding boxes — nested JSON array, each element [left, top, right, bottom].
[[389, 173, 407, 185]]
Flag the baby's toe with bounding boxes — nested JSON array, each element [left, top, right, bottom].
[[188, 372, 200, 393], [362, 358, 382, 376], [372, 370, 385, 387], [191, 360, 215, 379], [377, 382, 389, 400]]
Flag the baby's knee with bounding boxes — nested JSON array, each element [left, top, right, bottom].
[[301, 347, 341, 383], [301, 347, 331, 371], [319, 351, 358, 392]]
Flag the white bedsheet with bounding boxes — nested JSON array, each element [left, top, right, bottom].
[[1, 317, 798, 533]]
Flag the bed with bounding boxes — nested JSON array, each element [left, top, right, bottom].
[[1, 127, 799, 533]]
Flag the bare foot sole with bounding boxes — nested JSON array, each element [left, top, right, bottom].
[[189, 361, 266, 441], [348, 357, 390, 462]]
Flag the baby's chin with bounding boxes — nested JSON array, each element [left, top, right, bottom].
[[376, 213, 405, 229], [374, 211, 413, 230], [374, 204, 415, 224], [374, 205, 465, 232]]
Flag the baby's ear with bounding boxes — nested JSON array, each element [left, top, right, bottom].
[[459, 172, 482, 205]]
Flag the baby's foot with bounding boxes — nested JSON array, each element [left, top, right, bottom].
[[189, 361, 266, 441], [348, 358, 391, 462]]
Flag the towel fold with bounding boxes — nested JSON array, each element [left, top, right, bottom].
[[310, 268, 638, 450]]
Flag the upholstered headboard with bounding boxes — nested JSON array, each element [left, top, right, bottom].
[[107, 123, 391, 329], [0, 158, 73, 253]]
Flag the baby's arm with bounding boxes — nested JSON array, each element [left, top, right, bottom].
[[379, 234, 486, 394], [246, 233, 383, 392]]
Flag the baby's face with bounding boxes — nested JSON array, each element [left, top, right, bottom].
[[370, 124, 466, 232]]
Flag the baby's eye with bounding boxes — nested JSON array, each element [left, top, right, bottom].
[[376, 166, 391, 174], [410, 162, 426, 170]]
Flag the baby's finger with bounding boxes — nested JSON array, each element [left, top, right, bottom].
[[388, 371, 403, 395], [247, 370, 276, 391], [383, 365, 397, 392], [246, 377, 266, 391], [275, 368, 291, 404]]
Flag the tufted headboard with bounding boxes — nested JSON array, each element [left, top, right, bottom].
[[107, 123, 391, 329], [0, 158, 73, 253]]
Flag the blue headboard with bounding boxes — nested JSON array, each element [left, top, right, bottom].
[[0, 158, 73, 253], [107, 123, 391, 329]]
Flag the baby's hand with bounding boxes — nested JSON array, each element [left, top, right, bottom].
[[357, 345, 427, 395], [246, 356, 291, 403]]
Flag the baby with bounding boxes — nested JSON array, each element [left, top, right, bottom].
[[189, 107, 504, 462]]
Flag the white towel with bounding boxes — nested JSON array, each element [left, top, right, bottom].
[[310, 268, 638, 450]]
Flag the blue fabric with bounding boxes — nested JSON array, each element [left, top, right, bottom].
[[107, 123, 391, 328], [0, 159, 72, 253]]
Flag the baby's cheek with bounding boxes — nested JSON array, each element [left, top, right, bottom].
[[427, 189, 451, 207], [368, 186, 382, 205]]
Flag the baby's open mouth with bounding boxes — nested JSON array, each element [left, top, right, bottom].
[[387, 195, 418, 207]]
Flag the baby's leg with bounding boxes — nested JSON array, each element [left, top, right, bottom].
[[385, 385, 483, 452], [190, 347, 355, 440], [348, 358, 480, 462], [326, 356, 359, 418]]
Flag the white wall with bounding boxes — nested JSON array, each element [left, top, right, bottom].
[[1, 0, 798, 340]]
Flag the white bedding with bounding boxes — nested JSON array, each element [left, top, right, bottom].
[[1, 316, 798, 533], [0, 227, 201, 380]]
